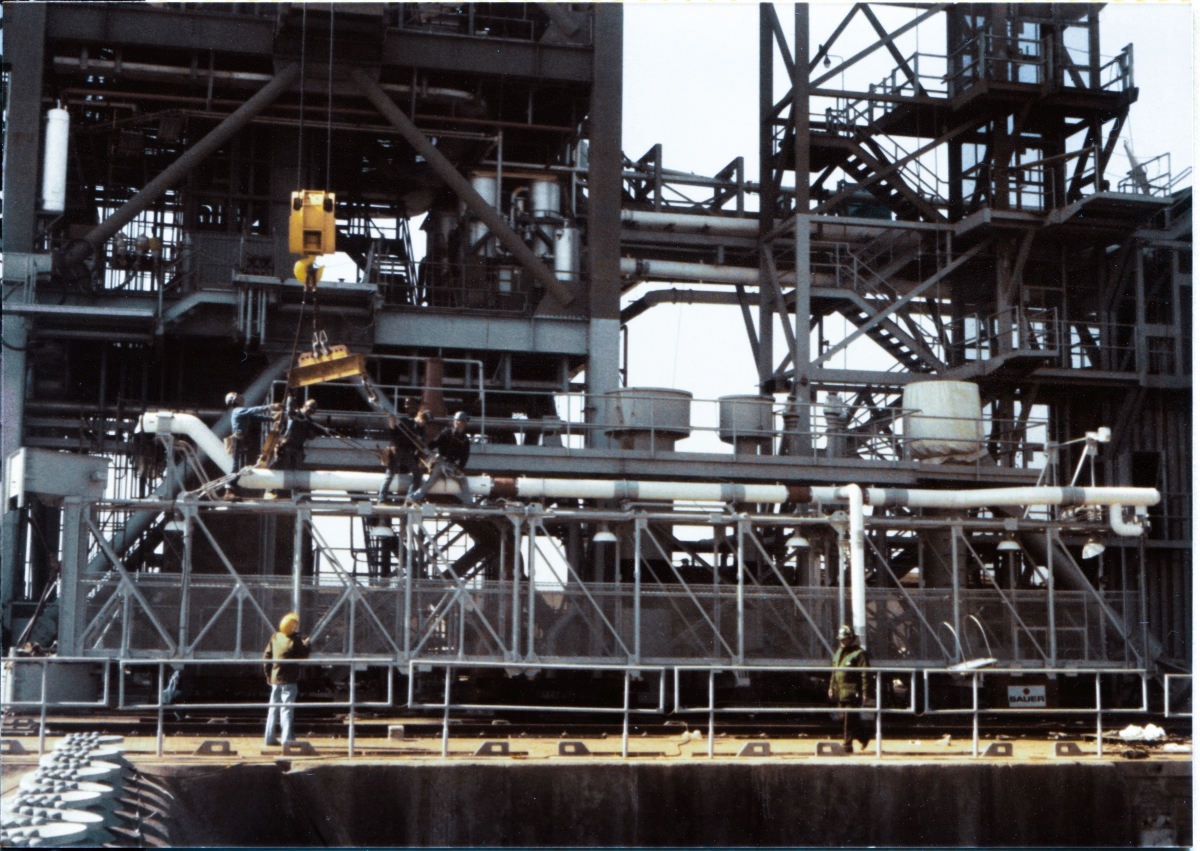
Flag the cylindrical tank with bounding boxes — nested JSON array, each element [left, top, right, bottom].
[[718, 395, 774, 455], [604, 388, 692, 451], [554, 226, 580, 283], [41, 107, 70, 213], [530, 179, 561, 259], [468, 173, 497, 256], [902, 380, 985, 462], [530, 179, 561, 218]]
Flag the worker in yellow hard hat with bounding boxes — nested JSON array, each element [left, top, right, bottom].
[[262, 612, 311, 746]]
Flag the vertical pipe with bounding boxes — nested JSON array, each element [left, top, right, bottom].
[[1095, 672, 1103, 757], [348, 666, 356, 758], [404, 512, 414, 659], [844, 485, 866, 647], [179, 510, 193, 652], [526, 523, 536, 659], [875, 671, 882, 758], [837, 530, 846, 629], [510, 518, 521, 659], [633, 518, 642, 663], [622, 670, 630, 759], [951, 526, 961, 657], [441, 666, 451, 758], [156, 663, 165, 757], [736, 520, 746, 663], [38, 661, 47, 755], [707, 669, 715, 758], [292, 509, 306, 619], [1047, 528, 1057, 665], [971, 672, 979, 758]]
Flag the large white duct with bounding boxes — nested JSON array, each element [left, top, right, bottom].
[[139, 411, 234, 473]]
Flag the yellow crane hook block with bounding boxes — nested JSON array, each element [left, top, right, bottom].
[[289, 345, 367, 388], [289, 190, 337, 256]]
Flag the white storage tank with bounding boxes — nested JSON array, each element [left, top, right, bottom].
[[604, 388, 692, 451], [718, 395, 774, 454], [902, 380, 986, 463], [41, 106, 70, 213], [468, 173, 497, 256]]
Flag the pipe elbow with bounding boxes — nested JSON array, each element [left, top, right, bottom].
[[1109, 504, 1144, 537]]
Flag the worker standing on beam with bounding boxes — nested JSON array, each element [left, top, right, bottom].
[[829, 624, 872, 753], [271, 397, 330, 471], [378, 399, 431, 504], [224, 392, 279, 471], [413, 411, 473, 503]]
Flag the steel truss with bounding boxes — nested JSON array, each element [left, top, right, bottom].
[[61, 497, 1151, 671]]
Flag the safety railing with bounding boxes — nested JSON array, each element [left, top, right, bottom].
[[673, 664, 918, 758], [1164, 674, 1191, 718], [958, 306, 1059, 364], [948, 34, 1048, 94], [5, 657, 1180, 762], [409, 660, 666, 757], [924, 667, 1153, 757]]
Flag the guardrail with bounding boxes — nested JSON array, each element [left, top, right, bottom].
[[4, 657, 1179, 761]]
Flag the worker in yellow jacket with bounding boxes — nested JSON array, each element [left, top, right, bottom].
[[263, 612, 311, 746]]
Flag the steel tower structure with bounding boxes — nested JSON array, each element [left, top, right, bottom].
[[0, 4, 1189, 713]]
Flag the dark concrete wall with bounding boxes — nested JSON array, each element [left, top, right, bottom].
[[147, 759, 1190, 847]]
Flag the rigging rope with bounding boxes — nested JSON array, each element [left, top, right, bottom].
[[297, 4, 307, 188], [326, 2, 334, 190]]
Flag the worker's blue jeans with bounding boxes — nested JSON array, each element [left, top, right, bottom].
[[265, 683, 298, 744]]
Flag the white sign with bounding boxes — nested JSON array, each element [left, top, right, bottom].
[[1007, 685, 1047, 707]]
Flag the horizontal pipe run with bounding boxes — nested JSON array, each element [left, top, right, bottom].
[[619, 257, 759, 285], [863, 486, 1160, 509], [51, 56, 475, 101], [620, 209, 760, 236]]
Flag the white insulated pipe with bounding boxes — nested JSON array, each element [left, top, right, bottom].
[[1108, 503, 1145, 537], [139, 411, 234, 474], [619, 257, 759, 285], [862, 486, 1160, 509], [620, 209, 760, 237], [42, 107, 70, 213], [839, 485, 867, 647]]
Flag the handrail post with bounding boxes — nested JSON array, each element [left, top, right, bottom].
[[156, 662, 165, 758]]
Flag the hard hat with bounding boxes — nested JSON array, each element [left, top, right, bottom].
[[837, 624, 856, 641], [303, 399, 318, 412], [453, 411, 470, 422], [280, 613, 300, 635], [225, 392, 243, 407]]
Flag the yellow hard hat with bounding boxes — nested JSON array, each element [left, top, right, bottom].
[[280, 613, 300, 635]]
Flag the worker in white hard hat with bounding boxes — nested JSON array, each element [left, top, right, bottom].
[[828, 624, 872, 752], [412, 411, 472, 503], [224, 391, 278, 471], [263, 612, 311, 747]]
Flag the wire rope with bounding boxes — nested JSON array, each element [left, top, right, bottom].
[[297, 4, 307, 189], [326, 2, 334, 191]]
